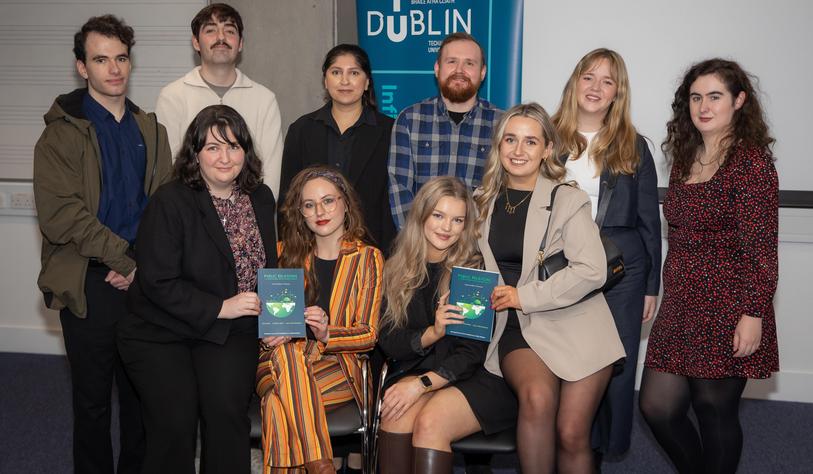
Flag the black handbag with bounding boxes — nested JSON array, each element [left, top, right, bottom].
[[537, 183, 625, 299]]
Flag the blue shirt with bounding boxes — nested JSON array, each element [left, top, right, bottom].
[[82, 93, 147, 244], [387, 96, 501, 229]]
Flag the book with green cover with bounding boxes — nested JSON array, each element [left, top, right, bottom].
[[258, 268, 306, 338], [445, 266, 499, 342]]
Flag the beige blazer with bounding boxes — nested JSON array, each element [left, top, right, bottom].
[[479, 176, 625, 382]]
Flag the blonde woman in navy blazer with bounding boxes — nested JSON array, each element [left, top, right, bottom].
[[552, 48, 662, 461]]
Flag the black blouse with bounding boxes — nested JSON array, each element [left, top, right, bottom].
[[378, 262, 487, 384], [489, 188, 531, 331]]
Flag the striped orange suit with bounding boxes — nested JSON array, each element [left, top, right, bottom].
[[256, 240, 383, 469]]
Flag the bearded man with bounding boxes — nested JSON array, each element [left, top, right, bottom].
[[387, 32, 502, 229]]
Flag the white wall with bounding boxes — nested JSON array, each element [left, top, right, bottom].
[[0, 0, 338, 355], [522, 0, 813, 190], [1, 0, 812, 404], [631, 209, 813, 403], [522, 0, 813, 402], [0, 0, 206, 350]]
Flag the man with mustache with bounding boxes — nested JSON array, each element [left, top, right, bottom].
[[155, 3, 284, 196], [388, 32, 501, 229]]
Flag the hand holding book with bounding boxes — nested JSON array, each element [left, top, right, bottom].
[[491, 285, 521, 312], [423, 291, 465, 346], [260, 335, 291, 351], [304, 306, 330, 343], [219, 291, 261, 319]]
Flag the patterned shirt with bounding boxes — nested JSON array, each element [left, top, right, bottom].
[[387, 96, 501, 229], [211, 188, 266, 293]]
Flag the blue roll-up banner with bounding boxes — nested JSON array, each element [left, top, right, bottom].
[[356, 0, 523, 117]]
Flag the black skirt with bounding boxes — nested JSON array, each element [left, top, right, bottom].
[[454, 367, 518, 435]]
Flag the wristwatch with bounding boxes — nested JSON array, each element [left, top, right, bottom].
[[419, 375, 433, 391]]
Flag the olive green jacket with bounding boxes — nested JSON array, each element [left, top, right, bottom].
[[33, 88, 172, 317]]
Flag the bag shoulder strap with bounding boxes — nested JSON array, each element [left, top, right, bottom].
[[539, 183, 572, 255], [595, 173, 616, 229]]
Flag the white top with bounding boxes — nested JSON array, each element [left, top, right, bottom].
[[155, 66, 284, 197], [564, 131, 600, 220]]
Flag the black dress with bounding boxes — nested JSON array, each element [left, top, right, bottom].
[[489, 188, 533, 360], [378, 262, 517, 434]]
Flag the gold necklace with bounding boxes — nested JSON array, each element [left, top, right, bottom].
[[695, 156, 720, 168], [695, 148, 722, 168], [504, 188, 533, 215]]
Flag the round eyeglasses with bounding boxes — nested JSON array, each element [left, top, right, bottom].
[[300, 195, 343, 217]]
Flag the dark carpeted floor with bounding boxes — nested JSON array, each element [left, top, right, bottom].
[[2, 352, 811, 473]]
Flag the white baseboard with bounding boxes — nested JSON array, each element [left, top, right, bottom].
[[635, 362, 813, 404], [0, 325, 66, 355], [742, 370, 813, 403]]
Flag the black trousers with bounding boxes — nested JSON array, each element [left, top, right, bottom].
[[59, 265, 144, 474], [591, 229, 648, 457], [118, 329, 258, 474]]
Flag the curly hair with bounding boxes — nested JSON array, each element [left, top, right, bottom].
[[322, 44, 377, 108], [172, 105, 263, 193], [73, 14, 135, 62], [663, 58, 775, 181], [552, 48, 639, 175], [278, 165, 370, 305]]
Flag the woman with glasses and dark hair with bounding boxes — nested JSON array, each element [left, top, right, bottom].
[[639, 58, 779, 474], [256, 165, 384, 474], [118, 104, 276, 474], [278, 44, 396, 254]]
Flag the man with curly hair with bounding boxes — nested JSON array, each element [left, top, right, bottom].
[[33, 14, 172, 474]]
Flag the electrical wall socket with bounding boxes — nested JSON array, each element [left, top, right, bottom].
[[11, 192, 36, 209], [0, 182, 37, 217]]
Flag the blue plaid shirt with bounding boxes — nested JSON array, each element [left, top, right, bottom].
[[388, 96, 502, 229]]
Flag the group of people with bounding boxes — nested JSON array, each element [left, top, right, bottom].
[[32, 3, 779, 474]]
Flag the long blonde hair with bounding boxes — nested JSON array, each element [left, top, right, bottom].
[[382, 177, 482, 330], [475, 102, 565, 229], [552, 48, 639, 175]]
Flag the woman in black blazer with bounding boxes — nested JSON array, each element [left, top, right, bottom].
[[279, 44, 396, 254], [118, 105, 277, 474], [552, 48, 662, 462]]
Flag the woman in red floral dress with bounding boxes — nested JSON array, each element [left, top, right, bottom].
[[639, 59, 779, 474]]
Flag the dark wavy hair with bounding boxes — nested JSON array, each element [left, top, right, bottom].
[[173, 105, 262, 193], [73, 14, 135, 62], [322, 44, 377, 108], [663, 58, 775, 181], [279, 165, 370, 305], [191, 3, 243, 39]]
